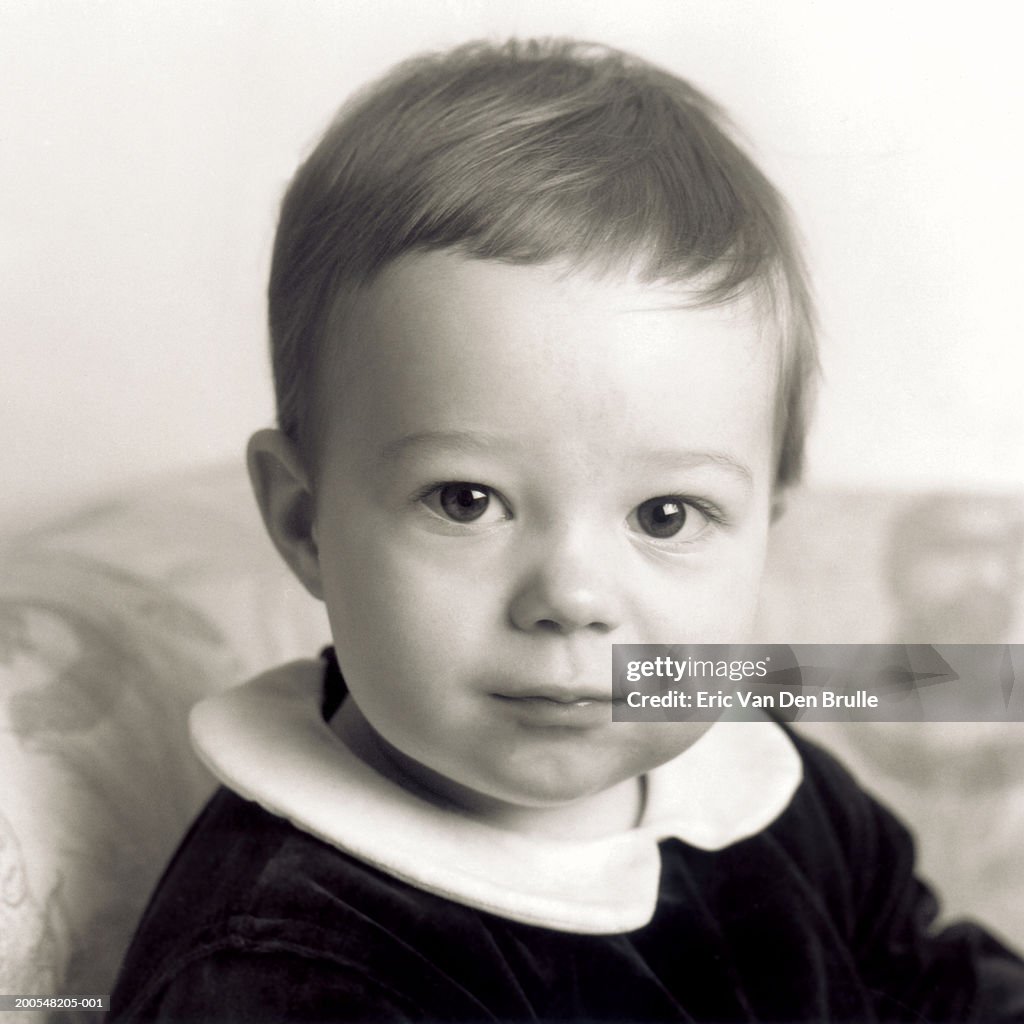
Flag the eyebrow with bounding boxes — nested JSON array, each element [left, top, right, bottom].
[[378, 430, 752, 485], [378, 430, 507, 463], [632, 449, 754, 486]]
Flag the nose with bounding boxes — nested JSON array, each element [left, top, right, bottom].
[[508, 528, 623, 635]]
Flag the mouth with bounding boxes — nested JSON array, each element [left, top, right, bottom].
[[490, 691, 626, 727], [492, 687, 613, 704]]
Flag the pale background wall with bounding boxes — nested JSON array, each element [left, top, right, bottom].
[[2, 0, 1022, 533]]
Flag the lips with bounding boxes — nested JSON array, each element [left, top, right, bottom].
[[494, 688, 612, 704], [491, 690, 622, 727]]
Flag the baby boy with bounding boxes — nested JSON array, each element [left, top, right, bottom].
[[109, 39, 1024, 1022]]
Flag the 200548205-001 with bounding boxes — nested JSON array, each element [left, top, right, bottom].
[[0, 995, 109, 1011]]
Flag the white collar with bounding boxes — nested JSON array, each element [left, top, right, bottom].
[[190, 660, 802, 935]]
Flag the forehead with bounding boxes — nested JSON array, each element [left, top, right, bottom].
[[322, 252, 776, 481]]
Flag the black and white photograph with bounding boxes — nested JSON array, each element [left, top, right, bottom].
[[2, 2, 1023, 1021]]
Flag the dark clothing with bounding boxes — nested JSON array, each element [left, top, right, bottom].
[[109, 721, 1024, 1023]]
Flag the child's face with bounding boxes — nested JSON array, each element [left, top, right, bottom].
[[310, 252, 776, 814]]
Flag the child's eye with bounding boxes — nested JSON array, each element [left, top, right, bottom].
[[420, 482, 510, 525], [629, 496, 717, 542]]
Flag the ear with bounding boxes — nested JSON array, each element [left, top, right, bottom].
[[247, 429, 324, 600]]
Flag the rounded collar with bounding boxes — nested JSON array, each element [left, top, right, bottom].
[[190, 659, 802, 934]]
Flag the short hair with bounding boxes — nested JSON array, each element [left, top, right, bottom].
[[268, 39, 818, 489]]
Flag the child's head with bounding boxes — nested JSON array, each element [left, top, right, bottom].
[[268, 39, 816, 491], [249, 40, 818, 831]]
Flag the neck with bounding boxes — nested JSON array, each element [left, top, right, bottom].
[[331, 698, 645, 840]]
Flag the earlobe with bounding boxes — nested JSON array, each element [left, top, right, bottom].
[[247, 429, 324, 600]]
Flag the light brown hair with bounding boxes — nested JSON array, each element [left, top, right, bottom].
[[268, 39, 817, 488]]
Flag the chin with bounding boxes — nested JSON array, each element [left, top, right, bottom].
[[466, 761, 629, 809]]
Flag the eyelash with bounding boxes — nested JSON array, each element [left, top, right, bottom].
[[415, 481, 513, 526], [630, 495, 727, 547], [414, 482, 728, 544]]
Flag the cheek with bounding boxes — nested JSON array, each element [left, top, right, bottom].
[[641, 534, 769, 641], [716, 546, 770, 632], [318, 534, 495, 691]]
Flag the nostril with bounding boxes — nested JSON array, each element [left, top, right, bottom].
[[536, 619, 564, 633], [508, 577, 622, 635], [534, 618, 612, 635]]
